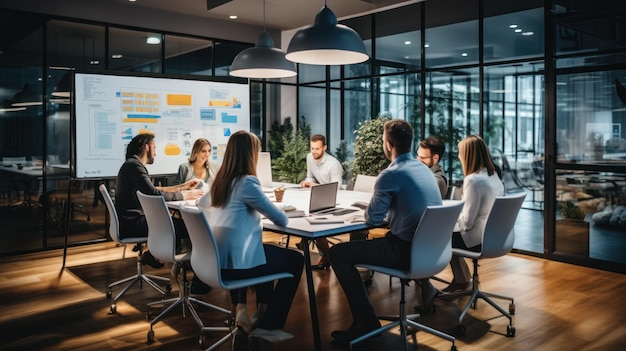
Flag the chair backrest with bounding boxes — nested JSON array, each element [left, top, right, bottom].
[[178, 206, 223, 288], [98, 184, 121, 244], [353, 174, 377, 192], [409, 201, 465, 278], [180, 205, 294, 291], [481, 192, 526, 258], [136, 191, 177, 263]]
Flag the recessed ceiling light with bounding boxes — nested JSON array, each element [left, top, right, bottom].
[[515, 29, 522, 33], [522, 31, 534, 36], [129, 0, 136, 2], [509, 24, 518, 28], [424, 41, 430, 48], [229, 15, 238, 20], [90, 60, 100, 65], [111, 54, 123, 59], [404, 56, 410, 59], [404, 40, 412, 45], [461, 52, 468, 57], [146, 36, 161, 44]]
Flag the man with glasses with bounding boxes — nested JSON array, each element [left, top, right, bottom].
[[416, 136, 448, 199]]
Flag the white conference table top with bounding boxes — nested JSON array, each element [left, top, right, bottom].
[[167, 185, 374, 239]]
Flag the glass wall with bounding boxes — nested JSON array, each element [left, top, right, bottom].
[[0, 10, 254, 255]]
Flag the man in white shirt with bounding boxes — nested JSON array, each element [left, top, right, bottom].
[[300, 134, 344, 188], [299, 134, 344, 269]]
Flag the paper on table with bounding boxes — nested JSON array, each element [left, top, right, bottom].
[[305, 216, 345, 225]]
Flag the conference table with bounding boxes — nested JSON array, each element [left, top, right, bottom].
[[169, 185, 373, 351]]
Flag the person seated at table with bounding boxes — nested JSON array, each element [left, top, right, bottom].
[[173, 137, 219, 190], [417, 136, 448, 199], [202, 130, 303, 346], [298, 134, 344, 270], [115, 133, 204, 270], [328, 120, 442, 346], [443, 135, 504, 293]]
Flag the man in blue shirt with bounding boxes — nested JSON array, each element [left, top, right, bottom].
[[328, 119, 442, 345]]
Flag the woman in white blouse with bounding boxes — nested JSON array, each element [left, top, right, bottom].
[[203, 130, 303, 343], [445, 135, 504, 292]]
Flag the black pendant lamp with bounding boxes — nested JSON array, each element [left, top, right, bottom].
[[286, 1, 369, 66], [229, 0, 296, 79]]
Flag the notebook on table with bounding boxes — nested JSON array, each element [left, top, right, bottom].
[[308, 182, 358, 216]]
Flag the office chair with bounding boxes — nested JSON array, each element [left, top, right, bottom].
[[179, 205, 294, 350], [350, 201, 465, 351], [98, 184, 170, 314], [136, 191, 232, 345], [441, 192, 526, 337]]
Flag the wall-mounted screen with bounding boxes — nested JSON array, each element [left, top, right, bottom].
[[73, 72, 249, 179]]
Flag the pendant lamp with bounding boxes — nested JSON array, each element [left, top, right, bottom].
[[229, 0, 296, 78], [286, 2, 369, 66]]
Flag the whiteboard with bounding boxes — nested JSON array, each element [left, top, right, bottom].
[[73, 72, 249, 179]]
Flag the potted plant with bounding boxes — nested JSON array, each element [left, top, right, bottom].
[[556, 200, 589, 255], [269, 116, 311, 184], [350, 114, 392, 187]]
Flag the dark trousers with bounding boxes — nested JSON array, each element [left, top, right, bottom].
[[222, 244, 304, 330], [328, 232, 411, 325]]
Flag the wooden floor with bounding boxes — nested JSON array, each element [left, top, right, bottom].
[[1, 233, 626, 351]]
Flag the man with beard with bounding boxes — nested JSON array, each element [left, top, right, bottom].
[[115, 133, 203, 269], [417, 136, 448, 199], [298, 134, 344, 270]]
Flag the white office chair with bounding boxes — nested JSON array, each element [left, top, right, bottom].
[[350, 201, 465, 351], [98, 184, 170, 314], [179, 205, 294, 350], [441, 192, 526, 337], [136, 191, 231, 345]]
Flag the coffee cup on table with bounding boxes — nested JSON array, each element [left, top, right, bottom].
[[273, 186, 285, 202]]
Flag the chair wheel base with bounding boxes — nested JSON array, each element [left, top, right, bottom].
[[147, 330, 154, 344], [507, 325, 516, 337], [108, 304, 116, 314]]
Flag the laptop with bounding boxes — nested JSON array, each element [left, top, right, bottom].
[[308, 182, 358, 216], [256, 152, 274, 192]]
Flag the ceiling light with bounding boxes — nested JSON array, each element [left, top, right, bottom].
[[461, 52, 468, 57], [522, 32, 534, 36], [286, 2, 369, 66], [90, 60, 100, 65], [515, 29, 522, 33], [509, 24, 518, 28], [146, 36, 161, 45], [404, 41, 411, 45], [424, 41, 430, 48], [229, 0, 296, 78], [111, 54, 123, 59], [229, 15, 238, 19]]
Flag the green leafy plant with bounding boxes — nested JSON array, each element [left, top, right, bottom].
[[352, 115, 391, 180], [270, 116, 311, 183], [558, 201, 586, 220]]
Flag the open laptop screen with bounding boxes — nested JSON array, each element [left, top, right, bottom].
[[309, 182, 339, 213], [256, 152, 273, 189]]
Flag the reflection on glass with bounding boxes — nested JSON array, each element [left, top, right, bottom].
[[109, 28, 162, 72], [164, 35, 213, 76], [556, 70, 626, 164], [555, 170, 626, 262]]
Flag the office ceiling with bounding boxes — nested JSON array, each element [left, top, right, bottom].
[[111, 0, 417, 31]]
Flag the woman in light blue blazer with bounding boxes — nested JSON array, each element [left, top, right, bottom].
[[204, 130, 303, 342]]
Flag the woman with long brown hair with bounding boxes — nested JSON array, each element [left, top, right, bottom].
[[174, 138, 219, 189], [201, 130, 303, 345], [444, 135, 504, 292]]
